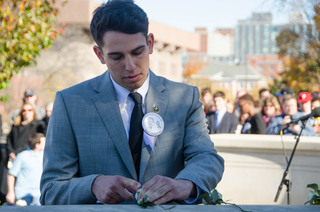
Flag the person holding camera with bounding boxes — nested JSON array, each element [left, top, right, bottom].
[[266, 95, 316, 136]]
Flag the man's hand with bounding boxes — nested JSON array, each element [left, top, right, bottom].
[[6, 191, 15, 205], [138, 175, 196, 204], [92, 175, 141, 204], [289, 123, 300, 133], [282, 115, 291, 128], [282, 115, 300, 133], [9, 152, 16, 160]]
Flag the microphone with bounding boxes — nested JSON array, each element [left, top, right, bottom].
[[290, 107, 320, 124]]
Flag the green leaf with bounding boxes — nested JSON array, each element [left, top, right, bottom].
[[210, 189, 223, 203], [307, 183, 319, 192], [201, 193, 213, 204]]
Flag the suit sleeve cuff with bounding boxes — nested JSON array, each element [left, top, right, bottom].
[[184, 185, 200, 204]]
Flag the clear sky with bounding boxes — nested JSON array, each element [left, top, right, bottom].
[[96, 0, 291, 32]]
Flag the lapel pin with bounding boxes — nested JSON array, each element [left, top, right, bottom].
[[142, 112, 164, 136], [152, 104, 160, 113]]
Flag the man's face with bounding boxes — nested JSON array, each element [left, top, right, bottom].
[[214, 97, 226, 111], [25, 95, 37, 105], [46, 103, 53, 118], [260, 91, 270, 101], [312, 100, 320, 110], [94, 31, 154, 92], [282, 99, 297, 116], [301, 101, 311, 113], [202, 93, 212, 105], [238, 99, 250, 114]]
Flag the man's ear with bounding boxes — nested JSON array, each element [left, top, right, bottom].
[[93, 45, 106, 64], [147, 33, 154, 54], [35, 142, 40, 149]]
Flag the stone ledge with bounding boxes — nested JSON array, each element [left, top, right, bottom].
[[2, 205, 320, 212]]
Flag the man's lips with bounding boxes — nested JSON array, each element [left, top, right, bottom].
[[125, 74, 140, 82]]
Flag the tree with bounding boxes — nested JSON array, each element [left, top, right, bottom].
[[275, 0, 320, 93], [183, 56, 207, 79], [0, 0, 63, 95]]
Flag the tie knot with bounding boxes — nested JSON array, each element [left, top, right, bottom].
[[130, 92, 142, 105]]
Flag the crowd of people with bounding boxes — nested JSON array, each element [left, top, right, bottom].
[[201, 87, 320, 136], [1, 85, 319, 206], [0, 89, 53, 206], [0, 84, 319, 206], [0, 0, 319, 207]]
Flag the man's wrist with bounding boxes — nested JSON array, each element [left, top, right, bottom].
[[176, 179, 196, 198], [91, 175, 103, 197]]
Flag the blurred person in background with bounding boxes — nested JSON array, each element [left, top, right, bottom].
[[312, 97, 320, 110], [201, 87, 213, 114], [259, 88, 271, 102], [226, 100, 235, 114], [275, 87, 295, 105], [261, 95, 281, 127], [11, 89, 45, 125], [297, 91, 312, 115], [266, 95, 316, 136], [311, 97, 320, 135], [206, 91, 238, 134], [234, 90, 247, 118], [238, 94, 266, 134], [7, 103, 40, 161], [6, 133, 45, 206], [37, 102, 54, 135]]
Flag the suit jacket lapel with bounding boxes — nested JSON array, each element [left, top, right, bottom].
[[139, 71, 168, 181], [91, 72, 136, 179]]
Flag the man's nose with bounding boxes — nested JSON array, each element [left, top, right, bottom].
[[125, 56, 136, 71]]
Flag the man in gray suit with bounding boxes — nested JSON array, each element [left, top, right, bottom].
[[40, 0, 224, 205], [206, 91, 238, 134]]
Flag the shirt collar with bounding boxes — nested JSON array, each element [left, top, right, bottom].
[[110, 71, 150, 104], [217, 107, 227, 115]]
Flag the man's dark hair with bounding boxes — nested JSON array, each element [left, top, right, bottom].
[[259, 88, 268, 96], [282, 94, 296, 104], [312, 97, 320, 104], [213, 91, 225, 99], [201, 87, 211, 98], [239, 94, 254, 104], [28, 133, 45, 150], [90, 0, 149, 48]]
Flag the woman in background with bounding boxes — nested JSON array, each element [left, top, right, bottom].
[[261, 95, 281, 127], [7, 103, 39, 161]]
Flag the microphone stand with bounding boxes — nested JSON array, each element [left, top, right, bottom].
[[274, 119, 307, 204]]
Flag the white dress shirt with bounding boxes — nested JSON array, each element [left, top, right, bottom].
[[110, 72, 150, 141], [215, 107, 227, 130]]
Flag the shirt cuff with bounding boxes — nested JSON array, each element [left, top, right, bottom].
[[184, 185, 200, 204]]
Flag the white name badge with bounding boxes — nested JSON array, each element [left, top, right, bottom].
[[142, 112, 164, 136]]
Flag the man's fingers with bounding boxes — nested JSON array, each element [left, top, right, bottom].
[[140, 177, 196, 204], [140, 176, 170, 202], [123, 178, 141, 195], [153, 191, 174, 205], [114, 177, 140, 202], [144, 182, 171, 202], [92, 175, 140, 204]]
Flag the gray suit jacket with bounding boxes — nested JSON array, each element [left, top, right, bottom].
[[206, 111, 238, 134], [40, 71, 224, 205]]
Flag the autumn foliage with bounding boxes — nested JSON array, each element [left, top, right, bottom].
[[0, 0, 62, 92], [276, 3, 320, 93], [183, 56, 207, 78]]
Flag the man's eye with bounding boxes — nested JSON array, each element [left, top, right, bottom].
[[110, 55, 122, 60], [133, 49, 144, 56]]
